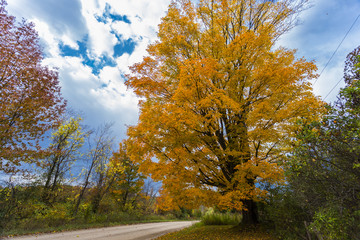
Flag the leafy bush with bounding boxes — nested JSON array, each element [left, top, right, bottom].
[[201, 208, 241, 225], [191, 209, 203, 218], [310, 206, 360, 240], [259, 186, 315, 240]]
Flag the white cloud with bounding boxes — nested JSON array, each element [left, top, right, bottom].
[[95, 66, 139, 112], [7, 0, 86, 41], [7, 0, 172, 132], [111, 21, 134, 40], [42, 55, 139, 137], [30, 18, 60, 57], [9, 0, 359, 138], [80, 0, 172, 75], [101, 0, 170, 28], [115, 38, 153, 74], [42, 56, 98, 107], [61, 35, 79, 50], [81, 2, 117, 57]]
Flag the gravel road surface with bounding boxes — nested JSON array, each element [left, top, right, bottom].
[[6, 221, 197, 240]]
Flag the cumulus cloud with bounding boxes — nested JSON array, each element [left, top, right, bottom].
[[7, 0, 172, 140], [112, 21, 134, 40], [95, 66, 139, 113], [7, 0, 86, 41], [6, 0, 360, 140], [74, 0, 171, 80], [42, 56, 98, 109], [81, 1, 118, 57]]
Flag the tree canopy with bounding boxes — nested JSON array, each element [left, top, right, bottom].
[[0, 0, 66, 173], [126, 0, 323, 224]]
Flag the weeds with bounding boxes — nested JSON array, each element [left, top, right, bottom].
[[201, 209, 241, 226]]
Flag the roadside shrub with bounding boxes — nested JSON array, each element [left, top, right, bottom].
[[191, 209, 203, 218], [260, 187, 314, 239], [310, 206, 360, 240], [201, 208, 241, 225]]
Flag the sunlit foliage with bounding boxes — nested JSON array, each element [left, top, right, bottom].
[[126, 0, 323, 224]]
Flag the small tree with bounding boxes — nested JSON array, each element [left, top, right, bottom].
[[73, 123, 115, 215], [140, 178, 159, 214], [110, 141, 144, 211], [42, 117, 86, 203], [0, 0, 66, 174]]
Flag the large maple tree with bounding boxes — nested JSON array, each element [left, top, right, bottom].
[[126, 0, 323, 224], [0, 0, 66, 173]]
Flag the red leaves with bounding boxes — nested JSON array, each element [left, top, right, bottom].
[[0, 0, 66, 173]]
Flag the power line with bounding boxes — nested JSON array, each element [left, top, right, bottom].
[[314, 13, 360, 85], [323, 78, 343, 100]]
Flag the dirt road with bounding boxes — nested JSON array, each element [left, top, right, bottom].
[[7, 221, 197, 240]]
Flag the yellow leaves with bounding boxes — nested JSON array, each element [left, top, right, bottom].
[[125, 0, 324, 215], [227, 30, 272, 61], [107, 158, 125, 176], [48, 116, 86, 159], [241, 158, 282, 179], [215, 158, 284, 210], [157, 0, 200, 61], [157, 182, 219, 211], [156, 193, 181, 212], [218, 191, 245, 211]]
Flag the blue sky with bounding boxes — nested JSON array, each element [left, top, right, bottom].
[[6, 0, 360, 142]]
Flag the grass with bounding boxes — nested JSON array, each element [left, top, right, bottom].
[[156, 222, 276, 240], [201, 211, 241, 225], [156, 211, 275, 240]]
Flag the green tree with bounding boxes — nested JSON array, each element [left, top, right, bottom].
[[344, 45, 360, 85], [280, 48, 360, 239]]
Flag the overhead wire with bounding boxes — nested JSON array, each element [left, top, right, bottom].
[[315, 13, 360, 101], [323, 78, 342, 100], [314, 13, 360, 86]]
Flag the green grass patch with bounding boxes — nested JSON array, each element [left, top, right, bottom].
[[156, 223, 276, 240], [201, 211, 241, 225]]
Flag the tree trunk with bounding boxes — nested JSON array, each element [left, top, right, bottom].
[[91, 175, 117, 213], [241, 199, 259, 225], [228, 117, 259, 225], [91, 191, 102, 213], [73, 180, 89, 216], [73, 161, 95, 216], [42, 158, 56, 203], [121, 189, 129, 209]]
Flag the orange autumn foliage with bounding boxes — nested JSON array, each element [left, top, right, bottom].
[[126, 0, 324, 223]]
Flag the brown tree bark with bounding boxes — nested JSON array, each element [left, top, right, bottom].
[[241, 199, 259, 225]]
